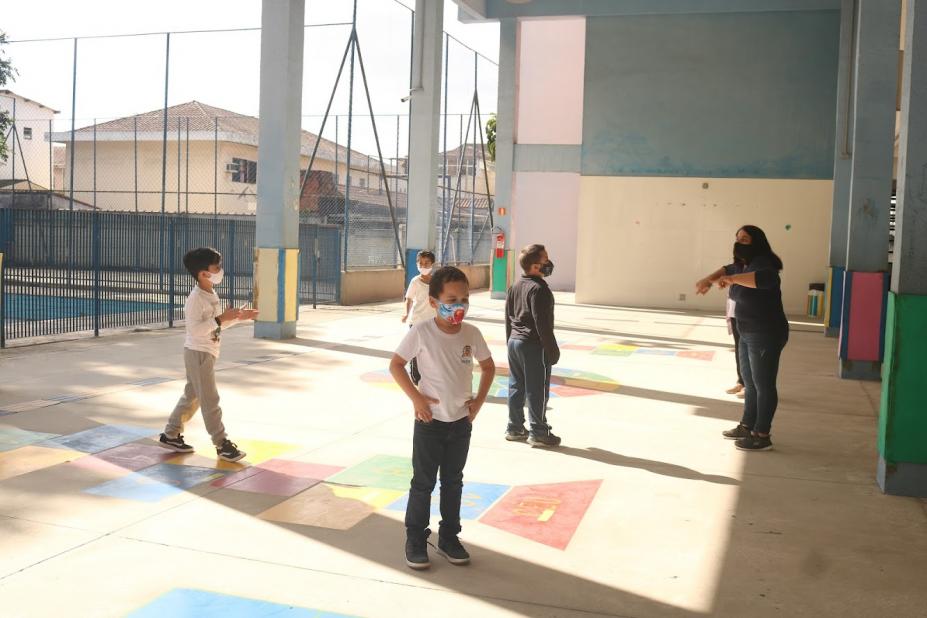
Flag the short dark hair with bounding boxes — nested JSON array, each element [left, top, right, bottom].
[[183, 247, 222, 280], [429, 266, 469, 299], [519, 244, 546, 272], [417, 250, 436, 264]]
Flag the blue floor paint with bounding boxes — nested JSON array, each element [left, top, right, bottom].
[[0, 427, 60, 452], [386, 481, 511, 520], [83, 472, 184, 502], [128, 589, 357, 618], [42, 424, 154, 453], [136, 463, 228, 489]]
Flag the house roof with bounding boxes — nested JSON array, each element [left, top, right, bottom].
[[51, 101, 387, 170], [0, 90, 60, 114]]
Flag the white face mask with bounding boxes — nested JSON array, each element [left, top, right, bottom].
[[206, 268, 224, 286], [418, 267, 433, 276]]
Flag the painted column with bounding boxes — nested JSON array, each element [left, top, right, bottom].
[[878, 0, 927, 497], [491, 18, 517, 300], [254, 0, 304, 340], [825, 0, 856, 337], [838, 0, 899, 380], [405, 0, 443, 285]]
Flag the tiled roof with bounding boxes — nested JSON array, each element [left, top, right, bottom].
[[0, 90, 60, 113], [68, 101, 379, 167]]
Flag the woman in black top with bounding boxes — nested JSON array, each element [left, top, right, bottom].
[[696, 225, 789, 451]]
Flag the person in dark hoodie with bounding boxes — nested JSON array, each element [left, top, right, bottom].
[[696, 225, 788, 452], [505, 244, 561, 448]]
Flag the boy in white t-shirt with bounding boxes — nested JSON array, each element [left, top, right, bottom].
[[390, 266, 495, 570], [157, 248, 258, 462], [400, 250, 436, 385]]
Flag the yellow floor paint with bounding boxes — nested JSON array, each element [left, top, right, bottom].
[[0, 446, 85, 482]]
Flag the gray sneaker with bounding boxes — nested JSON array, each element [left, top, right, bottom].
[[528, 431, 562, 448], [505, 427, 529, 442]]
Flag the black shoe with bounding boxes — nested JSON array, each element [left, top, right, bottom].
[[735, 435, 773, 452], [528, 430, 562, 448], [216, 439, 247, 462], [158, 433, 194, 453], [505, 427, 529, 442], [722, 424, 752, 440], [405, 530, 431, 570], [435, 535, 470, 565]]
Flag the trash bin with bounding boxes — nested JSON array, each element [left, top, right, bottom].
[[807, 283, 825, 318]]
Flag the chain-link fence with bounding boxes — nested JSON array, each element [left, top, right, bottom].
[[0, 1, 497, 343]]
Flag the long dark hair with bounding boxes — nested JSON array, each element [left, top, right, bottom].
[[739, 225, 783, 270]]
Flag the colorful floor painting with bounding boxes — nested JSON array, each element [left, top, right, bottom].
[[386, 481, 511, 520], [212, 461, 344, 497], [481, 480, 603, 550], [258, 483, 406, 530], [326, 454, 414, 492], [360, 367, 619, 398], [0, 426, 59, 452], [41, 424, 154, 454], [592, 344, 716, 361], [128, 588, 357, 618], [166, 439, 304, 470], [0, 445, 84, 482], [84, 464, 229, 502]]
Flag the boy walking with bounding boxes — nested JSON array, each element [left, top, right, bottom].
[[505, 244, 561, 447], [158, 247, 258, 462], [401, 250, 436, 385], [390, 267, 495, 570]]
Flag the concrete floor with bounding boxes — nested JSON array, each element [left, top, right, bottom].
[[0, 293, 925, 618]]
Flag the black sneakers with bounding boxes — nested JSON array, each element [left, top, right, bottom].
[[158, 433, 194, 453], [722, 424, 752, 440], [528, 429, 562, 448], [405, 530, 431, 570], [216, 439, 247, 462], [505, 427, 529, 442], [735, 435, 773, 452], [435, 535, 470, 565]]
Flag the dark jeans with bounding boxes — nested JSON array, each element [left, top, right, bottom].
[[730, 318, 744, 385], [405, 417, 472, 540], [507, 338, 552, 434], [738, 330, 788, 435]]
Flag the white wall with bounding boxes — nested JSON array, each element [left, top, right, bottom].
[[512, 171, 579, 291], [576, 177, 833, 314], [0, 96, 55, 189]]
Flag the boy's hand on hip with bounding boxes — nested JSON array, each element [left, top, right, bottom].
[[466, 397, 484, 422], [413, 394, 438, 423]]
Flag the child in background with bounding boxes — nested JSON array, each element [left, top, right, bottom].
[[401, 250, 436, 385]]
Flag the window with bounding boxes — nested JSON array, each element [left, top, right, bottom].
[[23, 127, 32, 140], [358, 177, 367, 189], [231, 158, 257, 184]]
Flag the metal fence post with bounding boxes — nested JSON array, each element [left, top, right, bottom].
[[229, 219, 236, 305], [92, 212, 101, 337], [312, 224, 319, 310], [168, 216, 175, 328], [0, 248, 5, 349]]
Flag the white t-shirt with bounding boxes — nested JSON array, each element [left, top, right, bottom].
[[183, 286, 239, 358], [395, 319, 492, 422], [405, 276, 433, 325]]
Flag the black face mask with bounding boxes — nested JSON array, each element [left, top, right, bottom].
[[540, 261, 555, 277], [733, 242, 756, 263]]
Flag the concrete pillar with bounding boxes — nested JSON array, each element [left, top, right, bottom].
[[878, 0, 927, 497], [825, 0, 856, 337], [405, 0, 443, 285], [254, 0, 304, 340], [490, 18, 517, 300], [837, 0, 899, 380]]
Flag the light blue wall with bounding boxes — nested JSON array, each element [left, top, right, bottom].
[[581, 10, 841, 178]]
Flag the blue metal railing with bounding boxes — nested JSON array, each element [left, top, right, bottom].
[[0, 209, 341, 346]]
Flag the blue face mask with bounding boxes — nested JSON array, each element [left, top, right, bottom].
[[437, 302, 468, 325]]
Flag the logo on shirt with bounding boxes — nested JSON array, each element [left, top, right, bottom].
[[461, 345, 473, 364]]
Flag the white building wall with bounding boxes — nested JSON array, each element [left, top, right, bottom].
[[0, 94, 56, 189]]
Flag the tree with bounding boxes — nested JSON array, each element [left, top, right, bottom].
[[0, 31, 18, 162], [485, 113, 496, 162]]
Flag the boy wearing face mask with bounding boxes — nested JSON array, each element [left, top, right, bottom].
[[390, 266, 496, 570], [158, 247, 258, 462], [505, 244, 561, 447], [401, 250, 436, 385]]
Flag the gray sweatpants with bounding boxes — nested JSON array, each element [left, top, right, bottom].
[[164, 349, 227, 447]]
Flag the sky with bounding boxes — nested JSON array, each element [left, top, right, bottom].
[[1, 0, 500, 159]]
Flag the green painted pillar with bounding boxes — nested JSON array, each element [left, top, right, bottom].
[[878, 0, 927, 497]]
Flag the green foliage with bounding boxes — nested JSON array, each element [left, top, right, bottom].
[[0, 31, 17, 162], [485, 113, 496, 162]]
